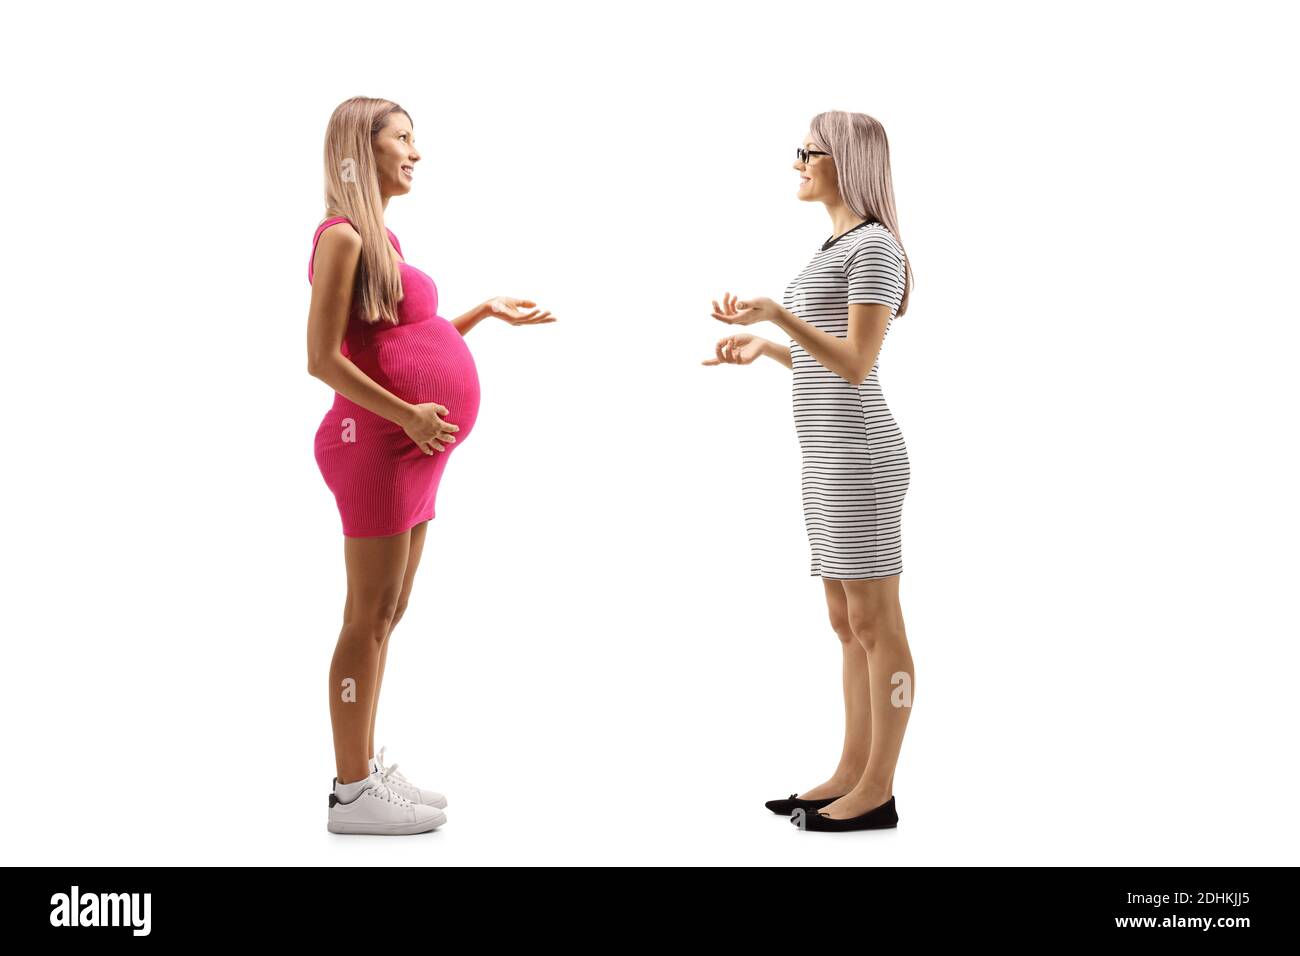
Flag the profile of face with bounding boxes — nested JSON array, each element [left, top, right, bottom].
[[374, 111, 420, 197], [794, 130, 838, 204]]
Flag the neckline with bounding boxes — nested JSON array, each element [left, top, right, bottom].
[[821, 219, 879, 251]]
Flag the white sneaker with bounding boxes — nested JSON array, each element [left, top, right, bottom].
[[370, 745, 448, 809], [328, 764, 446, 835]]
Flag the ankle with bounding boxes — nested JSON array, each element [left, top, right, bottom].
[[853, 780, 893, 800], [830, 769, 866, 789]]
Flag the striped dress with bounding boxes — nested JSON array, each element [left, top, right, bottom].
[[783, 220, 909, 580]]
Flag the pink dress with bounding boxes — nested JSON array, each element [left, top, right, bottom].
[[308, 216, 481, 537]]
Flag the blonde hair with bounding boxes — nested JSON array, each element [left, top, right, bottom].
[[319, 97, 412, 324], [809, 111, 913, 317]]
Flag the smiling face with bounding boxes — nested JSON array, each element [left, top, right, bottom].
[[373, 111, 420, 197], [794, 131, 837, 203]]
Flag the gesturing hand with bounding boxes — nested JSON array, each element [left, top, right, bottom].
[[403, 402, 459, 455], [702, 333, 766, 366], [484, 296, 557, 325], [711, 292, 779, 327]]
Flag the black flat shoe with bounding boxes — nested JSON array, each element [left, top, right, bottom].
[[790, 795, 898, 831], [765, 792, 846, 815]]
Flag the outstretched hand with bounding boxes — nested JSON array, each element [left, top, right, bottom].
[[711, 292, 779, 327], [702, 333, 766, 366], [483, 296, 558, 325]]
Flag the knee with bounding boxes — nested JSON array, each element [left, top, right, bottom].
[[848, 608, 897, 653], [343, 597, 402, 644], [828, 613, 856, 645], [388, 601, 408, 632]]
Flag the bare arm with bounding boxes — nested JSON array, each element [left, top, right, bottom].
[[762, 339, 793, 369], [450, 303, 489, 337], [306, 226, 421, 429], [772, 302, 890, 385]]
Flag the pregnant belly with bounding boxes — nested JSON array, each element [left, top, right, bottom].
[[350, 318, 481, 436]]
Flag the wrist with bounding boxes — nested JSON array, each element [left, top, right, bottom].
[[769, 301, 793, 330]]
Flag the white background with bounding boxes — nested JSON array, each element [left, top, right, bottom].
[[2, 0, 1297, 865]]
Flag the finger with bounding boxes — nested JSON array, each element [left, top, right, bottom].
[[701, 357, 719, 365], [434, 404, 449, 415], [515, 299, 536, 308], [443, 422, 459, 432]]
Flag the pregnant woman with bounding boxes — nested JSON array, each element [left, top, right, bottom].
[[704, 111, 914, 832], [307, 97, 557, 835]]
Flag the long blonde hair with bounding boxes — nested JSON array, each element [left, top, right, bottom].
[[320, 97, 411, 325], [809, 111, 913, 318]]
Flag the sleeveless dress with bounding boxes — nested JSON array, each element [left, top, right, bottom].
[[308, 217, 481, 537], [783, 220, 909, 579]]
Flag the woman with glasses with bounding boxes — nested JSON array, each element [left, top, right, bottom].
[[705, 111, 914, 832], [307, 97, 558, 834]]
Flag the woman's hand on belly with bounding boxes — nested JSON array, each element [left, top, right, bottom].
[[400, 401, 459, 455]]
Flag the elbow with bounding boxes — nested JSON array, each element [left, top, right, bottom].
[[307, 353, 328, 379]]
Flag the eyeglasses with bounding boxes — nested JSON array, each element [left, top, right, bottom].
[[796, 147, 830, 164]]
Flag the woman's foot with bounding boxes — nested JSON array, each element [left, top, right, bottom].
[[817, 787, 893, 820], [791, 793, 898, 832], [766, 775, 860, 814], [327, 767, 446, 835], [765, 792, 843, 815], [370, 745, 448, 809], [799, 773, 862, 801]]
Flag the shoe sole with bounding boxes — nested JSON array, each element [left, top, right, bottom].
[[767, 797, 844, 816], [328, 812, 446, 835], [768, 806, 829, 816], [794, 817, 898, 831]]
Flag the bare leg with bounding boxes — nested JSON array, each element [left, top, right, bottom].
[[368, 520, 429, 760], [329, 529, 411, 784], [799, 577, 874, 800], [819, 573, 913, 819]]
